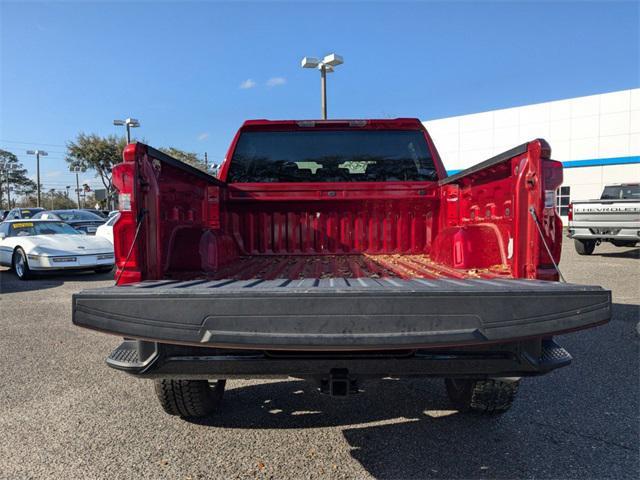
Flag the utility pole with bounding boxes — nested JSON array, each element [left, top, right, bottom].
[[204, 152, 208, 171], [6, 172, 11, 209], [71, 166, 81, 208], [3, 164, 14, 209], [49, 189, 56, 210], [26, 149, 48, 207], [0, 159, 6, 210], [65, 185, 70, 198]]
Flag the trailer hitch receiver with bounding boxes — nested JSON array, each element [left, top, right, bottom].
[[320, 369, 359, 397]]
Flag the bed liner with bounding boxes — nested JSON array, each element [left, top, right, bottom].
[[171, 254, 511, 281]]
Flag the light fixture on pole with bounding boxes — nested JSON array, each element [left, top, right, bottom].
[[301, 53, 343, 119], [113, 117, 140, 143], [26, 149, 48, 208]]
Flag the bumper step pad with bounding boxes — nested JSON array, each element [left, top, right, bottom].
[[105, 338, 574, 378]]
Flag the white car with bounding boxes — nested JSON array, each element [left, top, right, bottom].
[[95, 212, 120, 244], [0, 219, 115, 280]]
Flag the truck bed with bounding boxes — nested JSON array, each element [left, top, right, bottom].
[[73, 137, 610, 355], [179, 254, 510, 281]]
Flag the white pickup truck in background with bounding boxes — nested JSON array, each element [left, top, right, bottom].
[[568, 183, 640, 255]]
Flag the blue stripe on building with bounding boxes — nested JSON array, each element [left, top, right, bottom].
[[445, 155, 640, 175], [561, 155, 640, 168]]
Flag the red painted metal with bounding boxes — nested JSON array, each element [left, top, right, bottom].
[[112, 120, 563, 286]]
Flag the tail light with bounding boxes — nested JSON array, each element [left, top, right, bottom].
[[542, 160, 563, 212], [568, 203, 573, 221], [112, 144, 144, 285]]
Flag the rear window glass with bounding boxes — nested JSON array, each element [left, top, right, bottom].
[[9, 221, 80, 236], [601, 185, 640, 200], [54, 210, 104, 221], [19, 209, 42, 218], [227, 130, 438, 182]]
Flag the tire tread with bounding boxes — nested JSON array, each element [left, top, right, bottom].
[[154, 379, 225, 418], [445, 378, 519, 415]]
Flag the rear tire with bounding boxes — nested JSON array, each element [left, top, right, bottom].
[[154, 379, 226, 418], [12, 248, 32, 280], [574, 239, 596, 255], [445, 378, 520, 415]]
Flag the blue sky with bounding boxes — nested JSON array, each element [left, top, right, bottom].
[[1, 0, 638, 191]]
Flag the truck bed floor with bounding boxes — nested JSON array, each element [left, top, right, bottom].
[[206, 254, 509, 281]]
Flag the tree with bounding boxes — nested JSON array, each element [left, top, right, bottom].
[[159, 147, 209, 172], [0, 149, 37, 209], [19, 191, 76, 210], [66, 134, 127, 207]]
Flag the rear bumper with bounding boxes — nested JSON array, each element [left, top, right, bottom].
[[568, 227, 640, 241], [72, 278, 611, 350], [568, 223, 640, 241], [105, 338, 574, 379]]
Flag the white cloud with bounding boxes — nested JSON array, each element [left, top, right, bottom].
[[197, 132, 210, 141], [239, 79, 257, 89], [266, 77, 286, 87]]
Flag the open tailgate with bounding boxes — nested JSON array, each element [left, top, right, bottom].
[[73, 278, 610, 350]]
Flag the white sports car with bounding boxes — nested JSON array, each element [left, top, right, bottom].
[[0, 219, 115, 280]]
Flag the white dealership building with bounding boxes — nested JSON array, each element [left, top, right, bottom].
[[424, 88, 640, 220]]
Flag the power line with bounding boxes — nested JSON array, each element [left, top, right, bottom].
[[0, 139, 66, 148]]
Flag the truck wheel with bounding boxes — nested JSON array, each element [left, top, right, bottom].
[[445, 378, 520, 415], [12, 248, 32, 280], [153, 379, 226, 418], [574, 239, 596, 255]]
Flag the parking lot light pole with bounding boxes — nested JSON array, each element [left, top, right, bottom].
[[301, 53, 343, 119], [71, 166, 82, 208], [0, 161, 4, 209], [0, 161, 14, 209], [6, 164, 16, 209], [26, 149, 48, 207], [113, 118, 140, 143]]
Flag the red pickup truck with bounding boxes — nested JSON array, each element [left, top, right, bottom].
[[72, 119, 610, 418]]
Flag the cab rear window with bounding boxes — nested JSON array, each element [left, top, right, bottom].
[[601, 185, 640, 200], [227, 130, 438, 183]]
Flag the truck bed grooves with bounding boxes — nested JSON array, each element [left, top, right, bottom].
[[210, 255, 509, 281]]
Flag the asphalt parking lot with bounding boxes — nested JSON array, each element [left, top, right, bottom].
[[0, 238, 638, 480]]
